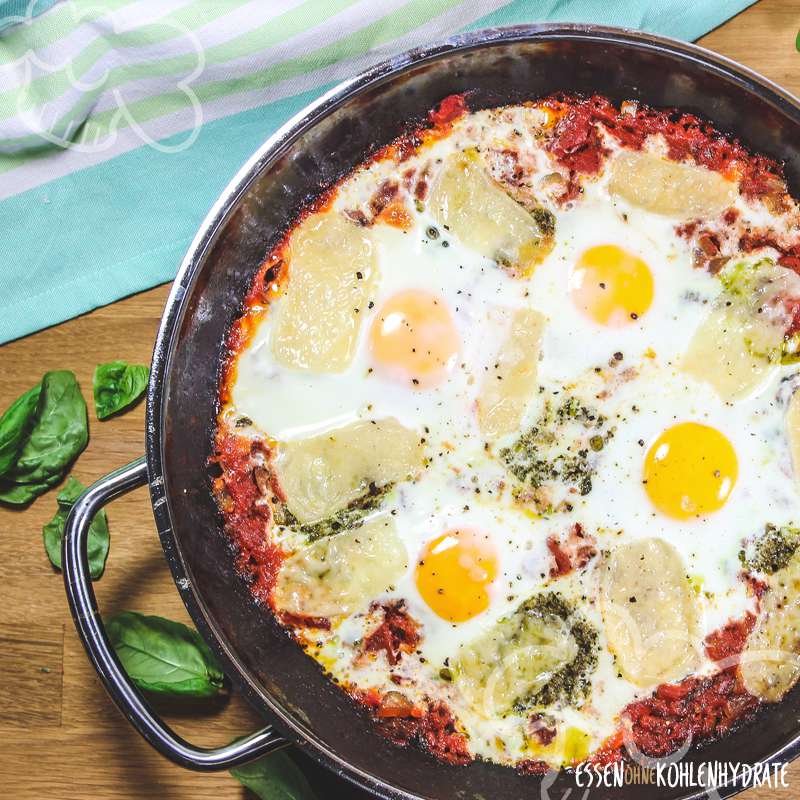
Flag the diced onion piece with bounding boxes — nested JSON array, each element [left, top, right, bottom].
[[273, 517, 407, 618], [788, 391, 800, 494], [741, 549, 800, 702], [455, 601, 578, 717], [271, 212, 377, 372], [477, 308, 545, 437], [608, 151, 736, 218], [276, 418, 423, 524], [429, 150, 554, 276], [599, 538, 699, 686]]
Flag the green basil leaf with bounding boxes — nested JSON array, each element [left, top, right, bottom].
[[42, 476, 109, 579], [107, 612, 224, 697], [0, 383, 41, 475], [231, 751, 318, 800], [93, 361, 149, 420], [0, 473, 60, 505], [55, 474, 86, 506], [4, 370, 88, 486]]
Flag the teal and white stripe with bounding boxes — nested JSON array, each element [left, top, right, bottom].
[[0, 0, 755, 343], [0, 0, 512, 194]]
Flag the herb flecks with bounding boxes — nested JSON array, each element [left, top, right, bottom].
[[500, 393, 613, 513], [746, 523, 800, 574], [281, 482, 395, 541], [532, 207, 556, 238], [513, 592, 598, 711]]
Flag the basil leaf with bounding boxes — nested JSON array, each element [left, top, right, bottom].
[[107, 612, 224, 697], [231, 751, 318, 800], [3, 370, 88, 486], [0, 383, 41, 475], [0, 473, 60, 505], [42, 476, 109, 579], [93, 361, 149, 420]]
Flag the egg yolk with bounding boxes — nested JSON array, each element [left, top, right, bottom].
[[415, 528, 497, 622], [644, 422, 738, 519], [569, 244, 654, 326], [369, 290, 460, 386]]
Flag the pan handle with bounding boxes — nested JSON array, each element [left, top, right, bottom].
[[63, 456, 288, 771]]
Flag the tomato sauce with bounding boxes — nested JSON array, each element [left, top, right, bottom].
[[740, 230, 800, 274], [594, 617, 760, 762], [213, 433, 284, 605], [705, 613, 756, 664], [373, 698, 472, 765], [362, 601, 421, 665], [621, 671, 758, 758], [516, 758, 551, 775], [543, 94, 785, 204]]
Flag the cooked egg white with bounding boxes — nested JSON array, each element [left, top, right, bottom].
[[223, 103, 800, 770]]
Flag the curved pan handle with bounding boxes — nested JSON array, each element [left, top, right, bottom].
[[63, 456, 288, 771]]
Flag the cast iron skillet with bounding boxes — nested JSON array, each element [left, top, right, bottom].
[[62, 24, 800, 800]]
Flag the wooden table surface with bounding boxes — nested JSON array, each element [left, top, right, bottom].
[[1, 2, 799, 797]]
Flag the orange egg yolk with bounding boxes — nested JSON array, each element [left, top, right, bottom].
[[644, 422, 738, 519], [569, 244, 654, 326], [415, 528, 497, 622], [369, 290, 460, 387]]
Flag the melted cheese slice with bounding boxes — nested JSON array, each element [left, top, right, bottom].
[[271, 212, 377, 372], [477, 308, 545, 438], [455, 599, 578, 717], [608, 151, 736, 218], [682, 306, 781, 401], [683, 260, 797, 401], [275, 418, 423, 524], [741, 550, 800, 701], [600, 538, 700, 686], [429, 151, 553, 276], [273, 518, 407, 618]]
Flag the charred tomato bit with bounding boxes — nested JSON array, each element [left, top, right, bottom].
[[528, 713, 558, 746], [516, 759, 551, 775], [737, 231, 800, 271], [278, 611, 332, 630], [704, 614, 755, 664], [362, 600, 421, 665], [547, 100, 609, 175], [547, 536, 573, 578], [547, 523, 597, 578], [429, 93, 468, 128], [369, 179, 400, 217]]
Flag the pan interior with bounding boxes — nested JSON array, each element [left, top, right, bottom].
[[151, 28, 800, 800]]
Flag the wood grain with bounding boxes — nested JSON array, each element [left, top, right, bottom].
[[0, 1, 799, 796]]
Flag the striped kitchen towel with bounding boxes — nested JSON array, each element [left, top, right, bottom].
[[0, 0, 756, 344]]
